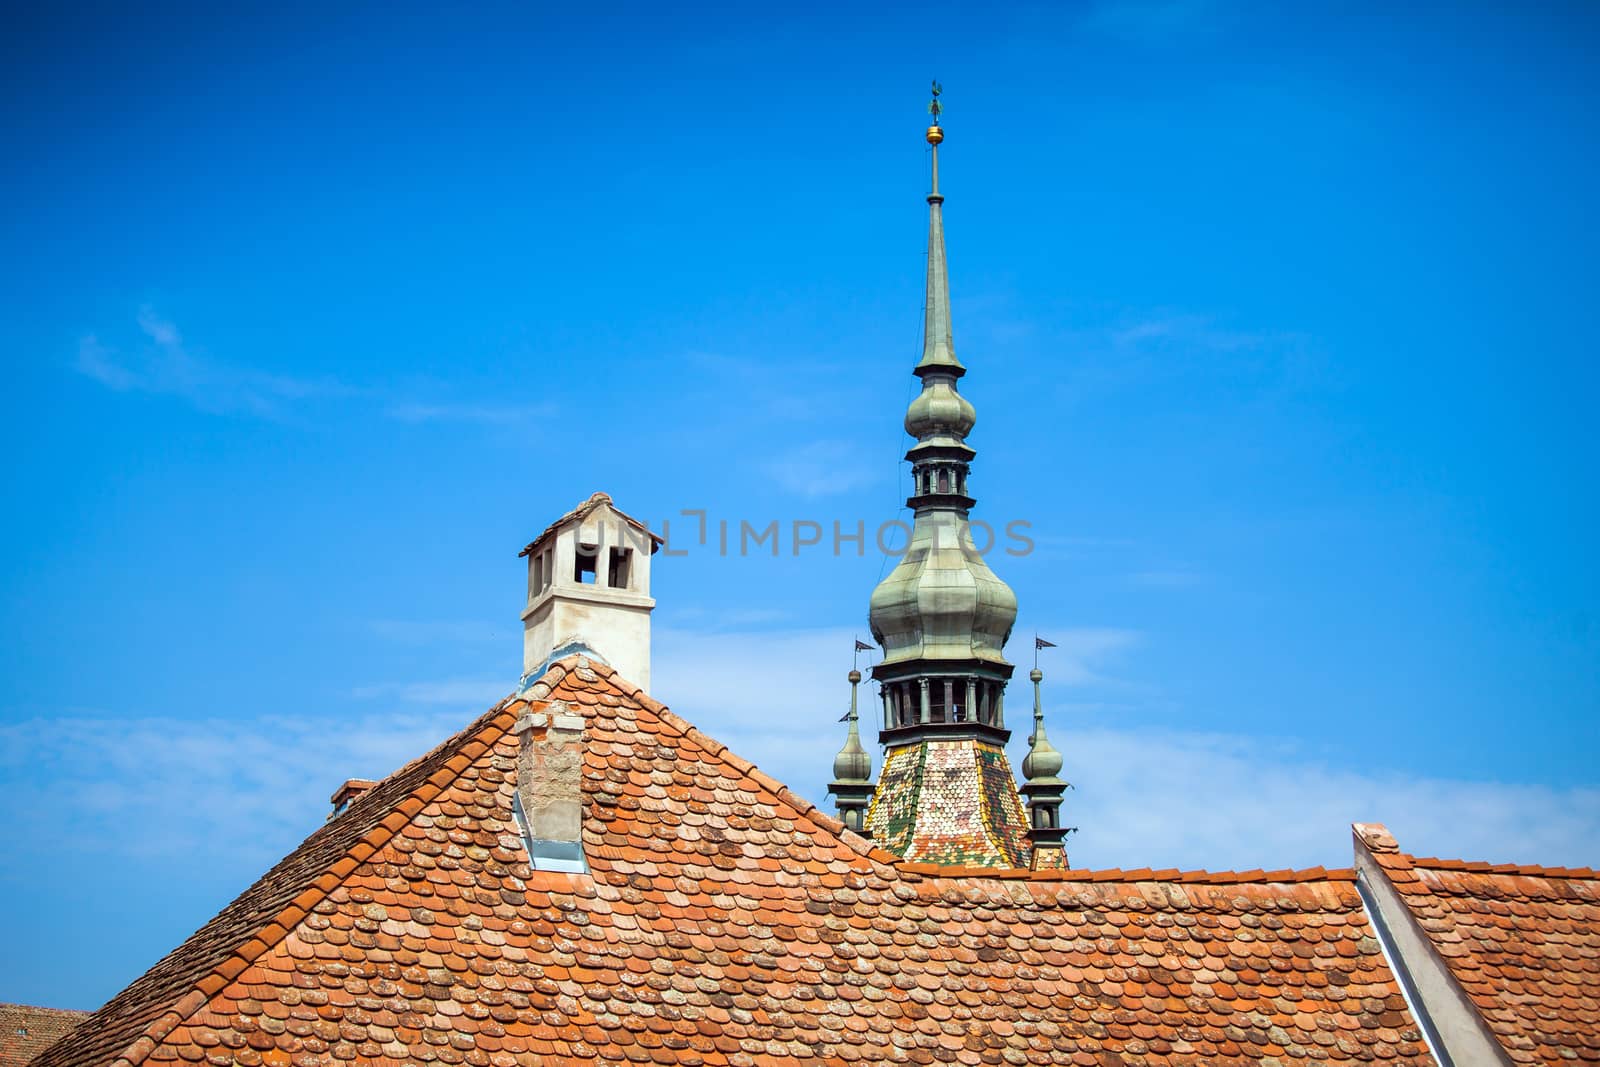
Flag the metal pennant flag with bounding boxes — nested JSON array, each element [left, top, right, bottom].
[[1034, 634, 1056, 669]]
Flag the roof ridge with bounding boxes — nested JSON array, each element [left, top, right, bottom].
[[572, 656, 888, 868], [1409, 855, 1599, 880], [897, 862, 1359, 884], [36, 690, 529, 1067], [0, 1004, 88, 1014]]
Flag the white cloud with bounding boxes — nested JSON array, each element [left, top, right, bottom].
[[74, 309, 547, 426], [351, 679, 511, 705], [384, 401, 554, 424], [75, 335, 137, 390], [1012, 304, 1328, 410], [761, 441, 879, 498], [657, 625, 1600, 873], [652, 625, 1140, 803], [1060, 727, 1600, 872], [656, 606, 793, 630], [7, 626, 1592, 895], [136, 306, 181, 346], [1028, 627, 1141, 685], [74, 307, 345, 416], [1108, 312, 1300, 354], [1128, 569, 1208, 588], [678, 351, 887, 431], [368, 619, 507, 644], [0, 710, 465, 863]]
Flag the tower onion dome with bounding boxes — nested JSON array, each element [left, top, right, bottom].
[[867, 116, 1017, 669], [827, 668, 875, 834], [904, 378, 976, 440], [867, 530, 1017, 665], [832, 670, 872, 782], [1021, 668, 1064, 780]]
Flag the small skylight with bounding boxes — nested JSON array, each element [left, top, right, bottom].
[[511, 791, 589, 874]]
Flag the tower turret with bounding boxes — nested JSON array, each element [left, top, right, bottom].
[[827, 669, 875, 833], [1020, 666, 1072, 869]]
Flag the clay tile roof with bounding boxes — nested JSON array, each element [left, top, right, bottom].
[[40, 658, 1438, 1066], [1356, 823, 1600, 1064], [0, 1005, 88, 1067], [517, 490, 663, 557]]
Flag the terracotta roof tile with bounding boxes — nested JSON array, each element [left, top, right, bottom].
[[40, 659, 1437, 1066], [1356, 824, 1600, 1064], [0, 1005, 89, 1067], [517, 491, 662, 558]]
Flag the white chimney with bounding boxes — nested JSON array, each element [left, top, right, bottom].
[[519, 492, 661, 690]]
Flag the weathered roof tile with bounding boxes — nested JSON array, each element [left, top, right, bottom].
[[1357, 823, 1600, 1064], [37, 661, 1440, 1066], [0, 1004, 89, 1067]]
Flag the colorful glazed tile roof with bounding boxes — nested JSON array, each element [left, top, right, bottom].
[[865, 739, 1031, 868], [0, 1005, 88, 1067], [1357, 823, 1600, 1064], [33, 657, 1442, 1067]]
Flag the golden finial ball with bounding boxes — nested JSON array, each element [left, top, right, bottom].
[[926, 125, 944, 145], [848, 669, 861, 683]]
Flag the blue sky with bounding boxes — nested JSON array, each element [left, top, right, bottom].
[[3, 0, 1597, 1010]]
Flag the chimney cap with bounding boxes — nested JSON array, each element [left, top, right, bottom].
[[518, 491, 663, 558], [330, 778, 379, 806]]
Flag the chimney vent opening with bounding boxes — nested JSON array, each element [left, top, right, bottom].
[[608, 547, 633, 590], [574, 545, 599, 584]]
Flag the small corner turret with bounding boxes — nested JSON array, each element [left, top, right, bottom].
[[1021, 665, 1073, 870], [828, 668, 875, 834]]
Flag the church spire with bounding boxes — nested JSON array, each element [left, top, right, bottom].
[[858, 87, 1032, 870], [917, 85, 962, 377], [869, 85, 1016, 685]]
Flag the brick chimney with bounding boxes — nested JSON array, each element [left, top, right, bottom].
[[327, 778, 378, 820], [513, 701, 588, 874]]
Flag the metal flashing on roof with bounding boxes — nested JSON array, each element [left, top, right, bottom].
[[518, 638, 608, 695], [512, 789, 589, 874]]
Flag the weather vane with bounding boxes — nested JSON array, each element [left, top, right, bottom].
[[928, 80, 943, 124]]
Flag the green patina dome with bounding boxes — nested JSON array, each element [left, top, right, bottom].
[[868, 516, 1016, 666], [904, 376, 976, 440]]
